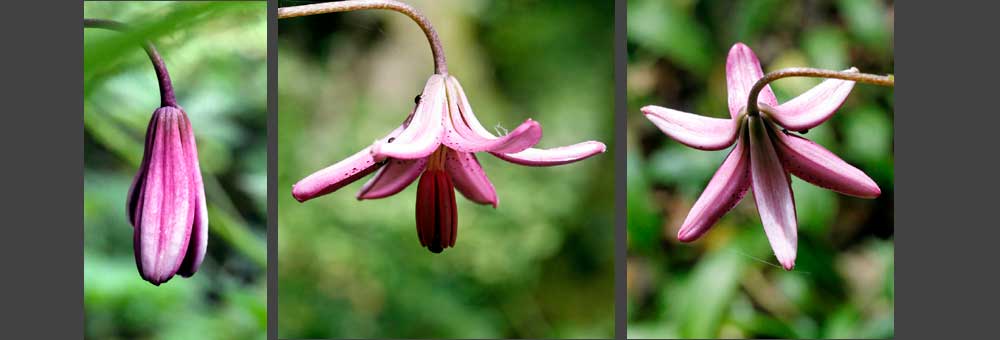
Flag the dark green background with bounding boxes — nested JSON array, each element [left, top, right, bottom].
[[277, 0, 615, 338], [84, 2, 267, 339], [627, 0, 894, 338]]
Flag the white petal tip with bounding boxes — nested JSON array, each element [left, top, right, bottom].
[[595, 142, 608, 153]]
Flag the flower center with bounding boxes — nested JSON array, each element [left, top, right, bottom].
[[427, 145, 448, 171]]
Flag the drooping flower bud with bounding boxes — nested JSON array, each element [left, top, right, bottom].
[[126, 106, 208, 285]]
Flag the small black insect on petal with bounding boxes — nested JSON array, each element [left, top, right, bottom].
[[388, 137, 396, 143], [414, 94, 421, 105]]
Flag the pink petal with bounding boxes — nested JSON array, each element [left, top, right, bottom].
[[127, 111, 160, 227], [356, 158, 427, 200], [727, 43, 777, 118], [291, 146, 381, 202], [444, 76, 503, 137], [774, 130, 880, 198], [677, 136, 751, 242], [491, 141, 606, 167], [766, 68, 858, 131], [292, 124, 409, 202], [135, 108, 196, 285], [177, 112, 207, 277], [442, 76, 541, 153], [641, 105, 738, 150], [748, 117, 797, 270], [445, 150, 498, 207], [371, 75, 447, 160]]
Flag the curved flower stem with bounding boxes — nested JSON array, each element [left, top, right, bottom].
[[278, 0, 448, 75], [746, 67, 894, 116], [84, 18, 177, 108]]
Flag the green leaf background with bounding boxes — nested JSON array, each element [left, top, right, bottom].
[[627, 0, 894, 338], [84, 2, 267, 339], [277, 0, 614, 338]]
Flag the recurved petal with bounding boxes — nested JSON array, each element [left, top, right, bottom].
[[135, 108, 196, 285], [727, 43, 778, 118], [445, 150, 498, 207], [491, 141, 606, 166], [177, 112, 207, 278], [292, 124, 407, 202], [774, 130, 880, 198], [372, 75, 446, 160], [292, 146, 382, 202], [442, 76, 541, 153], [356, 158, 427, 200], [677, 137, 751, 242], [445, 76, 501, 137], [766, 68, 858, 131], [641, 105, 738, 150], [748, 117, 798, 271]]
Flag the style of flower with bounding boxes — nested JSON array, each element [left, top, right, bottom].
[[292, 74, 606, 253], [641, 43, 879, 270], [127, 105, 208, 285]]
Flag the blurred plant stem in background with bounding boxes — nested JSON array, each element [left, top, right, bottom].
[[85, 2, 266, 339]]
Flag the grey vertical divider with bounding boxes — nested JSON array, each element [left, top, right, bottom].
[[267, 0, 278, 339], [614, 0, 627, 339]]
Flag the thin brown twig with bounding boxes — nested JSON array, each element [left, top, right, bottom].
[[84, 18, 177, 107], [278, 0, 448, 74], [747, 67, 894, 116]]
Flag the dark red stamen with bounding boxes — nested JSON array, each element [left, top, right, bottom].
[[415, 169, 457, 253]]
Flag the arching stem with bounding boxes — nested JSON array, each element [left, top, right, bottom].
[[278, 0, 448, 75], [746, 67, 893, 116], [84, 18, 177, 108]]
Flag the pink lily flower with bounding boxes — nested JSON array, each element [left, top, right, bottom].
[[292, 74, 606, 253], [126, 105, 208, 285], [641, 43, 879, 270]]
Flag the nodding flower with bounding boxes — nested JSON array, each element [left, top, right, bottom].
[[642, 43, 879, 270], [292, 74, 606, 253]]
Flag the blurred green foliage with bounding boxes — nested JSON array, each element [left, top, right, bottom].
[[278, 0, 614, 338], [627, 0, 893, 338], [84, 2, 266, 339]]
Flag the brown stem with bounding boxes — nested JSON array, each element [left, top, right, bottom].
[[746, 67, 893, 116], [278, 0, 448, 75], [84, 18, 177, 108]]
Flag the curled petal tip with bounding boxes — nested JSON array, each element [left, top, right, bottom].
[[492, 141, 605, 166], [291, 185, 308, 203], [870, 185, 882, 198], [676, 228, 701, 243], [781, 259, 796, 271]]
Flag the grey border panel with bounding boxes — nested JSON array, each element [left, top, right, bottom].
[[267, 0, 279, 339], [614, 0, 627, 339]]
